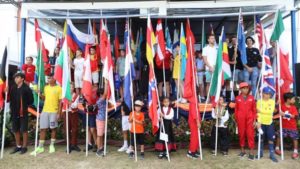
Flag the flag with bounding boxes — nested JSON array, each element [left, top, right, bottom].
[[135, 28, 143, 72], [222, 31, 232, 80], [201, 19, 206, 49], [54, 38, 72, 104], [210, 27, 225, 103], [35, 19, 48, 63], [0, 47, 7, 108], [237, 10, 247, 65], [66, 19, 95, 54], [156, 19, 166, 61], [255, 15, 264, 52], [146, 16, 159, 134], [270, 10, 293, 96], [124, 22, 136, 110], [173, 26, 179, 50], [180, 23, 187, 81], [81, 44, 93, 104], [100, 19, 108, 62], [165, 26, 172, 54], [114, 21, 120, 60], [34, 40, 46, 107]]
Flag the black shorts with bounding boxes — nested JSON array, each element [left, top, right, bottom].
[[12, 115, 28, 133], [156, 69, 171, 83], [130, 133, 144, 146]]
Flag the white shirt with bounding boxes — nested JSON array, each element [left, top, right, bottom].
[[212, 107, 229, 128], [73, 57, 85, 74], [157, 106, 174, 120], [203, 44, 218, 70]]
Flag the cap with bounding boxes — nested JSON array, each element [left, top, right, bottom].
[[134, 100, 144, 106], [13, 71, 25, 79], [239, 82, 249, 89], [262, 87, 273, 95]]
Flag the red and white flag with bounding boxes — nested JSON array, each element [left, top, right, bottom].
[[82, 44, 93, 104], [155, 19, 166, 61]]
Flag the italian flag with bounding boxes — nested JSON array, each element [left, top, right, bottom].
[[210, 27, 230, 103], [54, 39, 72, 102]]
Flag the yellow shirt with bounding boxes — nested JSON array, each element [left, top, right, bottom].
[[256, 99, 275, 125], [42, 85, 62, 113], [172, 54, 181, 79]]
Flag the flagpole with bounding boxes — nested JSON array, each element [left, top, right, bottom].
[[85, 107, 89, 157], [0, 40, 9, 159], [103, 96, 109, 156], [151, 66, 170, 162], [66, 106, 70, 154], [201, 19, 205, 50], [202, 71, 214, 121], [214, 107, 221, 156]]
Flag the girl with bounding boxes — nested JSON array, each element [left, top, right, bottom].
[[95, 88, 107, 157], [210, 95, 229, 156], [155, 97, 176, 159]]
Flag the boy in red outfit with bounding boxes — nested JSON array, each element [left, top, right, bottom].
[[235, 82, 256, 160], [275, 92, 299, 159], [187, 104, 201, 159], [21, 56, 36, 84]]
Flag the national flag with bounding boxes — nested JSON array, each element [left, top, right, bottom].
[[146, 16, 159, 134], [81, 44, 93, 104], [210, 27, 225, 103], [123, 22, 136, 110], [172, 26, 179, 50], [114, 21, 120, 60], [270, 10, 293, 96], [100, 19, 108, 62], [180, 23, 187, 81], [66, 19, 95, 54], [237, 10, 247, 65], [165, 26, 172, 54], [255, 15, 264, 52], [222, 31, 232, 80], [156, 19, 166, 61], [35, 19, 48, 63], [183, 19, 199, 121], [34, 40, 46, 107], [54, 38, 72, 104], [0, 47, 7, 108], [201, 19, 206, 49]]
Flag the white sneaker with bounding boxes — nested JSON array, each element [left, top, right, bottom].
[[126, 148, 133, 154], [118, 145, 128, 152]]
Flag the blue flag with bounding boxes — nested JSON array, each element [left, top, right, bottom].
[[237, 11, 247, 65]]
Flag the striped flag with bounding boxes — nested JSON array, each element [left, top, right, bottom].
[[81, 44, 93, 104], [255, 15, 264, 52], [222, 31, 232, 80], [237, 10, 247, 65], [146, 16, 159, 134], [180, 23, 187, 81], [156, 19, 166, 61]]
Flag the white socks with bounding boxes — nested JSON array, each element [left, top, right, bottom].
[[294, 149, 298, 154], [123, 140, 128, 147]]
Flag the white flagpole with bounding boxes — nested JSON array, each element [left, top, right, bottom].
[[0, 40, 9, 159], [103, 97, 109, 156], [66, 106, 70, 154], [202, 72, 214, 121], [162, 59, 167, 97], [214, 108, 219, 156], [85, 108, 89, 157]]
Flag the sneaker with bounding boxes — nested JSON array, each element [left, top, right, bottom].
[[126, 148, 133, 154], [187, 151, 198, 159], [30, 147, 45, 155], [248, 154, 255, 161], [270, 154, 278, 163], [129, 152, 134, 159], [49, 145, 55, 153], [96, 148, 104, 157], [10, 147, 22, 154], [222, 151, 228, 156], [292, 152, 299, 159], [255, 153, 263, 159], [275, 149, 281, 156], [20, 147, 28, 155], [92, 144, 97, 152], [84, 144, 93, 152], [158, 152, 165, 159], [195, 151, 201, 158], [238, 152, 246, 157], [140, 152, 145, 160], [71, 145, 81, 152], [118, 145, 128, 152]]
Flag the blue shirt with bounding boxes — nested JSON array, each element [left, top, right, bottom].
[[96, 98, 107, 121], [196, 58, 204, 76]]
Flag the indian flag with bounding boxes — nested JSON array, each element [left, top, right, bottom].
[[54, 39, 72, 102]]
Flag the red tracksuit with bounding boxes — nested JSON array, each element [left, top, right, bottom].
[[188, 103, 200, 152], [235, 94, 256, 149]]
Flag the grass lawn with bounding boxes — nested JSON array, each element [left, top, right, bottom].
[[0, 145, 299, 169]]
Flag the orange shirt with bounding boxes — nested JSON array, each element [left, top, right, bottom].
[[129, 111, 145, 134]]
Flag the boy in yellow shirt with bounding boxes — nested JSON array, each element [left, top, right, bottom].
[[31, 74, 62, 155], [256, 87, 277, 162]]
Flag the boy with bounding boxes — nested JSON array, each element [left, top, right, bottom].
[[89, 46, 100, 86], [116, 49, 125, 99], [21, 56, 36, 84], [95, 87, 107, 156], [128, 100, 145, 159], [72, 49, 85, 95], [118, 101, 131, 152], [275, 92, 299, 159], [31, 74, 62, 155], [235, 82, 256, 160], [9, 72, 34, 154], [256, 87, 277, 162], [195, 50, 205, 100]]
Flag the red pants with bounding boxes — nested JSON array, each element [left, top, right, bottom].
[[237, 116, 255, 149], [63, 112, 79, 146], [188, 119, 200, 152]]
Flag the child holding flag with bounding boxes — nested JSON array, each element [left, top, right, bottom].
[[275, 92, 299, 159], [128, 100, 145, 159], [256, 87, 277, 162], [234, 82, 256, 160]]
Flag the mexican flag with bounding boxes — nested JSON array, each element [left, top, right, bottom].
[[270, 10, 293, 98], [54, 39, 72, 102]]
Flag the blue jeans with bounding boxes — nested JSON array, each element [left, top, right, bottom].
[[243, 67, 259, 95], [234, 69, 244, 83]]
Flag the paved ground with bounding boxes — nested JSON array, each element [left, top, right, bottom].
[[0, 145, 299, 169]]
